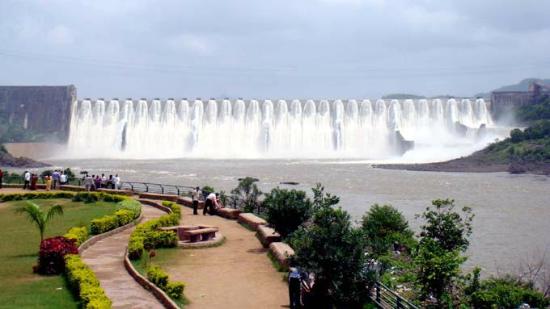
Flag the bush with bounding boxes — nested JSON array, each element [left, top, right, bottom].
[[469, 276, 549, 309], [90, 215, 119, 235], [128, 236, 145, 260], [263, 187, 312, 239], [90, 199, 141, 235], [147, 265, 185, 300], [114, 209, 134, 226], [64, 254, 112, 309], [361, 204, 415, 258], [0, 192, 76, 202], [36, 236, 78, 275], [166, 281, 185, 299], [127, 206, 179, 260], [64, 226, 89, 246], [147, 265, 169, 290]]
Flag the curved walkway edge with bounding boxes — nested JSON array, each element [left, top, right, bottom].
[[80, 204, 167, 309]]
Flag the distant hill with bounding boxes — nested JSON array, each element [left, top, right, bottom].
[[382, 93, 426, 100], [492, 78, 550, 92]]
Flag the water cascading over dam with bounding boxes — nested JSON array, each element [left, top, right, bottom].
[[66, 98, 495, 160]]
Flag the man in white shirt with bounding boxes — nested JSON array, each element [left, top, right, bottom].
[[114, 174, 121, 190], [192, 187, 201, 215], [60, 172, 68, 185], [23, 171, 31, 190]]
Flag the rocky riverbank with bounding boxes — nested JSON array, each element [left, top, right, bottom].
[[0, 145, 49, 168]]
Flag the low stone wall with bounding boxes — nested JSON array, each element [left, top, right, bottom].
[[138, 192, 179, 202], [124, 251, 180, 309], [238, 213, 267, 231], [217, 208, 241, 220], [257, 225, 281, 248], [138, 199, 173, 213], [97, 188, 134, 196], [269, 242, 295, 269], [60, 185, 86, 192]]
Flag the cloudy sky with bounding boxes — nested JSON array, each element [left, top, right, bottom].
[[1, 0, 549, 98]]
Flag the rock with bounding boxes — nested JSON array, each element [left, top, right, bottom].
[[0, 146, 49, 167], [394, 131, 414, 155]]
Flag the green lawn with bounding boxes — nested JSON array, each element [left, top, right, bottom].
[[0, 199, 120, 308]]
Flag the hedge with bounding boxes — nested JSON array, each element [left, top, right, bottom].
[[65, 254, 112, 309], [0, 191, 76, 202], [128, 202, 181, 260], [147, 265, 185, 300], [64, 226, 89, 247], [90, 199, 141, 235]]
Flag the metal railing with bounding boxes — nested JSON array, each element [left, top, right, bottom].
[[119, 181, 194, 197], [370, 282, 418, 309]]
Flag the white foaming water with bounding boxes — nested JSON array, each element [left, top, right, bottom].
[[66, 98, 503, 160]]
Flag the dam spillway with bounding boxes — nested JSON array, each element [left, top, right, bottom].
[[67, 98, 496, 160]]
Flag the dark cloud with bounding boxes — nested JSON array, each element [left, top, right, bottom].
[[0, 0, 549, 98]]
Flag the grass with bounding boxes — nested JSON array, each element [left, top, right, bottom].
[[130, 248, 188, 308], [0, 198, 120, 308]]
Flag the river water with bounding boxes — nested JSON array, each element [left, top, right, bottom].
[[43, 158, 550, 275]]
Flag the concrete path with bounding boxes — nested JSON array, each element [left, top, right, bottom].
[[159, 205, 289, 309], [81, 205, 166, 309]]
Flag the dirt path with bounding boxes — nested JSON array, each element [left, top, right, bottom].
[[81, 205, 166, 309], [159, 206, 289, 309]]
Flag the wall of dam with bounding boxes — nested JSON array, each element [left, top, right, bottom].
[[0, 85, 76, 141]]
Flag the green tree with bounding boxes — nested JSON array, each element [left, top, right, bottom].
[[361, 204, 414, 257], [414, 199, 474, 306], [263, 187, 312, 239], [311, 183, 339, 210], [290, 186, 368, 308], [417, 198, 474, 252], [230, 177, 262, 213], [414, 238, 466, 306], [15, 201, 64, 242]]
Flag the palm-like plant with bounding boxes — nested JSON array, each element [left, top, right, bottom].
[[15, 201, 64, 242]]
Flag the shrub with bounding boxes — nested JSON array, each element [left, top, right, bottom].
[[361, 204, 415, 258], [36, 236, 78, 275], [147, 265, 169, 290], [263, 187, 312, 239], [469, 276, 549, 309], [127, 206, 179, 260], [65, 226, 89, 246], [114, 209, 134, 226], [147, 265, 185, 300], [166, 281, 185, 299], [128, 236, 145, 260], [90, 216, 118, 235], [143, 230, 178, 249], [64, 254, 112, 309]]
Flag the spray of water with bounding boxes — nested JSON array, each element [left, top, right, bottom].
[[66, 98, 504, 161]]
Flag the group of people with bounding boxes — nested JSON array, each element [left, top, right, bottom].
[[191, 187, 223, 215], [83, 173, 121, 191], [21, 170, 69, 191]]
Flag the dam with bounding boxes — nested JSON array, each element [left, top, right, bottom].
[[66, 98, 497, 160]]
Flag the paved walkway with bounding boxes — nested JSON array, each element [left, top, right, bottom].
[[81, 205, 166, 309], [159, 206, 288, 309]]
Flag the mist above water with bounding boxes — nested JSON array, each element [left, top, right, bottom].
[[66, 98, 503, 161]]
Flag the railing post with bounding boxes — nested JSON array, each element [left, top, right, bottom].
[[177, 188, 180, 196], [145, 184, 149, 192], [161, 185, 164, 194], [376, 282, 381, 303], [396, 296, 402, 309]]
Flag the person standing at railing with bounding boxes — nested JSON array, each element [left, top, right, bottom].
[[114, 174, 121, 190], [60, 171, 68, 186], [192, 186, 201, 215], [23, 170, 31, 190], [52, 170, 60, 189]]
